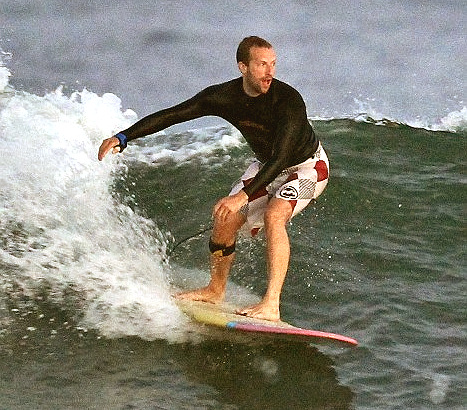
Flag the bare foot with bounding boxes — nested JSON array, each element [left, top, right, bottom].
[[236, 302, 280, 322], [174, 286, 224, 304]]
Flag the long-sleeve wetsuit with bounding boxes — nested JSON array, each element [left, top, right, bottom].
[[119, 77, 319, 198]]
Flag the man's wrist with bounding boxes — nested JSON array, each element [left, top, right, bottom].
[[115, 132, 128, 152]]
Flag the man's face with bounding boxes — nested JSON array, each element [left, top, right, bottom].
[[239, 46, 276, 97]]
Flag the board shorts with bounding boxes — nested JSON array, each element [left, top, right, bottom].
[[229, 142, 329, 237]]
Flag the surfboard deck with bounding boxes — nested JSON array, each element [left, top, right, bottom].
[[175, 299, 358, 346]]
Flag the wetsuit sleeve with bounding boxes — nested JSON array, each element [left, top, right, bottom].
[[119, 88, 214, 141], [242, 95, 310, 198]]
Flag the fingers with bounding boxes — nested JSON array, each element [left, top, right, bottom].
[[213, 199, 230, 222], [213, 192, 248, 222], [98, 137, 119, 161]]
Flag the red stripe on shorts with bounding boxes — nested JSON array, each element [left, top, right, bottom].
[[243, 177, 268, 201], [315, 160, 329, 182], [288, 199, 297, 211], [286, 173, 298, 182]]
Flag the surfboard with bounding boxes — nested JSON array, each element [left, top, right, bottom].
[[175, 299, 358, 346]]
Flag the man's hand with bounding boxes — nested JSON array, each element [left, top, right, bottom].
[[98, 136, 120, 161], [213, 190, 249, 222]]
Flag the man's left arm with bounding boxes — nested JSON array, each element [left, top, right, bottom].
[[214, 100, 306, 220]]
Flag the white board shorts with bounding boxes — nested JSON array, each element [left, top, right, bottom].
[[230, 143, 329, 237]]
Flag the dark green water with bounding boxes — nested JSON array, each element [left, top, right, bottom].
[[1, 118, 465, 409]]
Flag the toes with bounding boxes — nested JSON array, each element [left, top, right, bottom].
[[236, 308, 251, 316], [235, 305, 280, 321]]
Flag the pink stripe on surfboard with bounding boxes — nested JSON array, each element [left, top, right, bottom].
[[227, 322, 358, 345]]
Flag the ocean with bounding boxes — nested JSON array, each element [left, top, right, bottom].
[[0, 1, 465, 409]]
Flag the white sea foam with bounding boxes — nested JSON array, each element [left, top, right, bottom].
[[434, 106, 467, 132], [126, 126, 245, 166], [0, 65, 10, 92], [429, 373, 450, 405], [0, 75, 189, 342], [350, 98, 467, 133]]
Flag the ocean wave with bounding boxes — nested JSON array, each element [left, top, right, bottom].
[[0, 73, 190, 342], [347, 98, 467, 133], [351, 109, 467, 133]]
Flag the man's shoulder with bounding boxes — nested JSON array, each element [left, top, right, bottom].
[[194, 78, 242, 109], [271, 79, 305, 107], [272, 79, 302, 97], [203, 77, 242, 95]]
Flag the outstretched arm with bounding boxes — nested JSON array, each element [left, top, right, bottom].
[[97, 87, 215, 161]]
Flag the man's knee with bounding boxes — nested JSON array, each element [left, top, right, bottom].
[[211, 211, 245, 243]]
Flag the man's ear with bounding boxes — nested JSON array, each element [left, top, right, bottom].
[[238, 61, 247, 75]]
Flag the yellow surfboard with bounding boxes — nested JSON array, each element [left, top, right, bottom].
[[176, 299, 358, 346]]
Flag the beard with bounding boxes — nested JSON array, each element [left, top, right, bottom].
[[245, 74, 272, 95]]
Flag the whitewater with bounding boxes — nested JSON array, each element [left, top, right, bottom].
[[0, 65, 192, 342]]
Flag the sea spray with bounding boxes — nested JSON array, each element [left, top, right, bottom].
[[0, 66, 10, 92], [0, 74, 188, 342], [352, 97, 467, 133]]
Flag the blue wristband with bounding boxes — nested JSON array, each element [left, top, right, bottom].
[[115, 132, 128, 152]]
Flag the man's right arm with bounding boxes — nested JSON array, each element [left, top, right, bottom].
[[98, 88, 213, 160]]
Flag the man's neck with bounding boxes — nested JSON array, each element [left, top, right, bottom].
[[242, 78, 261, 97]]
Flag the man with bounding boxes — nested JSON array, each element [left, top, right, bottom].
[[98, 36, 329, 321]]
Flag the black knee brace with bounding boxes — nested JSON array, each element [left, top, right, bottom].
[[209, 238, 236, 257]]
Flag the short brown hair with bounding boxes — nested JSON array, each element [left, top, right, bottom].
[[236, 36, 273, 64]]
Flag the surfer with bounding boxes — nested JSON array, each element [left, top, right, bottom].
[[98, 36, 329, 321]]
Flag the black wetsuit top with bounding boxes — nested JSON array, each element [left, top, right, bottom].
[[121, 77, 319, 197]]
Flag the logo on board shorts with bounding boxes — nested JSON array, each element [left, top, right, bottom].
[[279, 186, 298, 200]]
